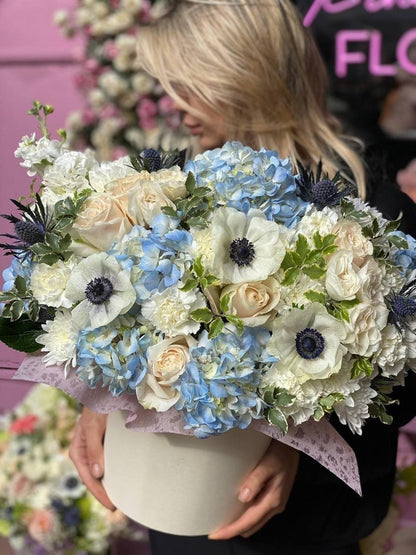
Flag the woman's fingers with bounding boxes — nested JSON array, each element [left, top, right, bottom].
[[69, 408, 116, 511], [209, 441, 299, 540]]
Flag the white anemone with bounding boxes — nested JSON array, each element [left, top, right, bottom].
[[211, 207, 287, 284], [65, 252, 136, 329]]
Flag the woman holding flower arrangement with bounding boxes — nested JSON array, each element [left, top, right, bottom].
[[64, 0, 416, 554]]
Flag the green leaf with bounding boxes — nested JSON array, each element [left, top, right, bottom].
[[220, 292, 231, 313], [45, 232, 62, 251], [319, 393, 344, 412], [10, 300, 25, 321], [322, 234, 337, 249], [38, 253, 60, 265], [226, 314, 244, 334], [281, 267, 300, 286], [30, 243, 51, 255], [0, 316, 42, 353], [185, 172, 196, 194], [161, 206, 178, 218], [181, 278, 199, 292], [208, 317, 224, 339], [186, 216, 208, 228], [281, 251, 295, 270], [351, 357, 373, 379], [369, 404, 393, 425], [387, 234, 408, 249], [190, 308, 213, 323], [304, 290, 326, 304], [193, 257, 204, 278], [14, 275, 27, 296], [295, 234, 309, 259], [28, 299, 40, 321], [192, 186, 211, 198], [313, 232, 323, 249], [266, 407, 288, 434], [272, 388, 294, 407], [303, 265, 325, 280], [313, 406, 325, 421], [385, 217, 401, 234]]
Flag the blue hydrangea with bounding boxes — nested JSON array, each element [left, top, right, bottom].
[[175, 328, 275, 438], [1, 257, 33, 314], [185, 141, 308, 228], [393, 232, 416, 273], [76, 316, 152, 396]]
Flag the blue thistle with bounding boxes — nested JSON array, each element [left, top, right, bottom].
[[387, 278, 416, 333], [296, 161, 356, 210], [130, 147, 186, 173], [0, 194, 55, 259]]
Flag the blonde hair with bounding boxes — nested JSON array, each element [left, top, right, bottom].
[[137, 0, 366, 197]]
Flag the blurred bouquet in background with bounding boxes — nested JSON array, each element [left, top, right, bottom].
[[53, 0, 189, 160], [0, 384, 141, 555]]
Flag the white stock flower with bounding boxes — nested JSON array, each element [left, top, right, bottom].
[[268, 303, 347, 383], [30, 260, 74, 309], [141, 285, 207, 337], [15, 134, 62, 177], [65, 253, 136, 329], [343, 302, 388, 357], [137, 335, 196, 411], [332, 219, 373, 266], [212, 207, 287, 284], [37, 310, 79, 376], [42, 150, 97, 201], [325, 249, 362, 301], [221, 277, 281, 327], [375, 324, 408, 378]]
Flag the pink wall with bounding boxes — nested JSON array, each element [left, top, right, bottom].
[[0, 0, 83, 406]]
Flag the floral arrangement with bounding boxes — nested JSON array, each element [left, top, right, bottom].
[[1, 103, 416, 441], [0, 384, 138, 554], [54, 0, 189, 160]]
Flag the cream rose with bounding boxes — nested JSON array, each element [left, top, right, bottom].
[[343, 302, 388, 357], [30, 261, 73, 308], [332, 219, 373, 267], [220, 277, 281, 326], [71, 192, 133, 255], [136, 335, 196, 411], [325, 249, 362, 301]]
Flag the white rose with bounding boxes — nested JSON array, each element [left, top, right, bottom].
[[357, 257, 385, 305], [136, 336, 196, 411], [71, 192, 133, 255], [343, 302, 388, 357], [325, 249, 362, 301], [332, 219, 373, 266], [30, 261, 73, 308], [221, 277, 281, 326]]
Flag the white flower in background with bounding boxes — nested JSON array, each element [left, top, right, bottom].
[[98, 70, 130, 98], [91, 11, 134, 36], [212, 207, 287, 284], [131, 72, 156, 95], [137, 335, 196, 411], [325, 249, 362, 301], [37, 310, 79, 375], [343, 302, 388, 357], [65, 253, 136, 329], [268, 302, 347, 383], [375, 324, 408, 379], [332, 219, 373, 266], [88, 88, 107, 109], [42, 150, 97, 202], [70, 191, 133, 255], [125, 127, 146, 150], [221, 277, 281, 327], [142, 285, 206, 337], [15, 133, 62, 177], [121, 0, 143, 13], [55, 468, 86, 500], [30, 260, 74, 309], [334, 378, 377, 434], [113, 34, 138, 72], [296, 205, 338, 241]]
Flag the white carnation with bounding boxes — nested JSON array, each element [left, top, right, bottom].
[[37, 311, 79, 376], [343, 302, 388, 357], [295, 205, 338, 241], [375, 324, 408, 378]]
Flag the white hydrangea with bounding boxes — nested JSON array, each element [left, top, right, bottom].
[[42, 150, 97, 201], [295, 205, 339, 242]]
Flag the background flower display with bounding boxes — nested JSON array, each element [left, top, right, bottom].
[[54, 0, 189, 161], [0, 384, 142, 555]]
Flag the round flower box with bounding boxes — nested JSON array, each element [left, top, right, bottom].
[[103, 411, 271, 536]]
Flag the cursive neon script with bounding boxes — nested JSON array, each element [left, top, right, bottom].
[[304, 0, 416, 27]]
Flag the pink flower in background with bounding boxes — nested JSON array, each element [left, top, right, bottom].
[[103, 40, 119, 60], [27, 509, 59, 544], [158, 95, 174, 115], [9, 474, 32, 500], [110, 0, 121, 8], [100, 104, 122, 119], [140, 0, 152, 24], [112, 146, 129, 160], [85, 58, 100, 73], [137, 98, 158, 129], [10, 414, 38, 434], [73, 71, 97, 91], [82, 109, 97, 126]]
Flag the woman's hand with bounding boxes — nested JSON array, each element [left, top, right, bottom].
[[209, 440, 299, 540], [69, 406, 116, 510]]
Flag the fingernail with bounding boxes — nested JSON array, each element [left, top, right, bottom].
[[238, 487, 252, 503], [92, 463, 103, 478]]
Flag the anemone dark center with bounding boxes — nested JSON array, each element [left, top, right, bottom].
[[85, 277, 114, 305], [391, 295, 416, 318], [311, 179, 337, 205], [14, 220, 45, 246], [295, 327, 325, 359], [65, 476, 79, 490], [229, 237, 255, 267]]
